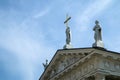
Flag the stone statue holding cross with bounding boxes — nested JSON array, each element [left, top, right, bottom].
[[64, 15, 71, 44], [63, 14, 73, 49]]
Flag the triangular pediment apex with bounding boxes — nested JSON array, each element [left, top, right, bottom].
[[40, 48, 95, 80], [39, 48, 120, 80]]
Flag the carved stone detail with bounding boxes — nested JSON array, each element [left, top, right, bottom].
[[90, 64, 94, 69], [104, 61, 109, 68], [40, 48, 120, 80], [115, 64, 120, 70]]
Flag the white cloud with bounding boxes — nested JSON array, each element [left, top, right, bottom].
[[0, 0, 118, 80], [0, 23, 55, 80], [33, 8, 50, 19], [75, 0, 112, 32]]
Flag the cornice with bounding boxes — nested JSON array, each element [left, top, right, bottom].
[[39, 47, 120, 80]]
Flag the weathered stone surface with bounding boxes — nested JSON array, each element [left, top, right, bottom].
[[93, 20, 104, 48], [63, 44, 73, 49], [39, 48, 120, 80]]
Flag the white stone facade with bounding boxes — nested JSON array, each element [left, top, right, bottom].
[[39, 48, 120, 80]]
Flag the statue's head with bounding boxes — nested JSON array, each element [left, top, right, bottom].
[[46, 59, 48, 63], [95, 20, 99, 25]]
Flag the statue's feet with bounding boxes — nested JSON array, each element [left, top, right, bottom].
[[63, 44, 73, 49], [92, 40, 104, 48]]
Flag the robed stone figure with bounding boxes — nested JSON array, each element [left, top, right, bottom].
[[63, 15, 73, 49], [92, 20, 104, 48], [66, 26, 71, 44], [94, 20, 102, 41]]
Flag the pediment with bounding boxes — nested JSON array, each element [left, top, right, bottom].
[[40, 48, 120, 80], [49, 53, 85, 77], [40, 48, 95, 80]]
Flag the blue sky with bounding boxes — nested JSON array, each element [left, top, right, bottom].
[[0, 0, 120, 80]]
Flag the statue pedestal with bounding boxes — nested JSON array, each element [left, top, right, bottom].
[[63, 44, 73, 49], [92, 40, 104, 48]]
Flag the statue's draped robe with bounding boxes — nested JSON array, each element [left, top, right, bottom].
[[93, 24, 102, 42], [66, 27, 71, 44]]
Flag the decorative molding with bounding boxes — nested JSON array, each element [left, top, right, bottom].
[[40, 48, 120, 80], [104, 61, 110, 68]]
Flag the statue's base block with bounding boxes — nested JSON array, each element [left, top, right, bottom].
[[92, 40, 104, 48], [63, 44, 73, 49]]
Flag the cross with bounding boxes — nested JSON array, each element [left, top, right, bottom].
[[64, 14, 71, 27]]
